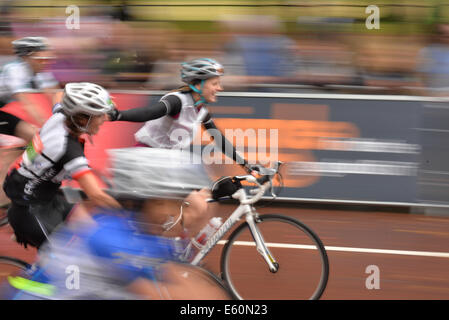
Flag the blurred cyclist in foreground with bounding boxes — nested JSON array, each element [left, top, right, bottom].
[[1, 148, 229, 300], [3, 82, 120, 249]]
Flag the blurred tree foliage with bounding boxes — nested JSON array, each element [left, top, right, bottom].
[[5, 0, 449, 34]]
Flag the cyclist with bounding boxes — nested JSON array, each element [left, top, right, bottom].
[[2, 82, 121, 249], [108, 58, 256, 172], [0, 36, 61, 206], [0, 36, 61, 139], [2, 148, 228, 300], [108, 58, 260, 234]]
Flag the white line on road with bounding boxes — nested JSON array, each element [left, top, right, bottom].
[[217, 240, 449, 258]]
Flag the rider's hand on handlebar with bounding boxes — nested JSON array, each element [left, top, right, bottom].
[[244, 163, 263, 177]]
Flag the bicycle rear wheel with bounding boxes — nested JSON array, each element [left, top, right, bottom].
[[221, 214, 329, 300]]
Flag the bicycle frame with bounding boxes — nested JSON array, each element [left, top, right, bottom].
[[190, 188, 279, 272]]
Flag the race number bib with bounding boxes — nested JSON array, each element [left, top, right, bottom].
[[22, 133, 43, 166]]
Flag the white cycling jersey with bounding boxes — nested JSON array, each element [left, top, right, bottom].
[[134, 91, 208, 149], [0, 58, 58, 104]]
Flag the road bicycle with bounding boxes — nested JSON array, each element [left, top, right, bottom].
[[176, 161, 329, 300], [0, 161, 329, 300]]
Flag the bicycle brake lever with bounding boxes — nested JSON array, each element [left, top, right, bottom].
[[245, 175, 259, 184], [259, 167, 277, 176]]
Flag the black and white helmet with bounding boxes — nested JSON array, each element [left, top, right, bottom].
[[107, 148, 211, 200], [181, 58, 224, 84], [62, 82, 114, 117], [12, 37, 49, 57]]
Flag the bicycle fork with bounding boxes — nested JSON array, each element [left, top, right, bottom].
[[245, 212, 279, 273]]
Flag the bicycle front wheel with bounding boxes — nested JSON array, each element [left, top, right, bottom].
[[159, 263, 232, 300], [221, 214, 329, 300]]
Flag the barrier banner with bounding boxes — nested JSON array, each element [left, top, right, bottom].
[[4, 92, 446, 206], [416, 101, 449, 207], [162, 94, 421, 204]]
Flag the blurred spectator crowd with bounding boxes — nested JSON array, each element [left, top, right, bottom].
[[2, 0, 449, 96]]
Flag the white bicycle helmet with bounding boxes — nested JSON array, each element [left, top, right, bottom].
[[181, 58, 224, 84], [12, 37, 49, 57], [107, 148, 211, 200], [62, 82, 114, 117]]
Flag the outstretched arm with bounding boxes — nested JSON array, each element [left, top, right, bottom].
[[108, 95, 182, 122]]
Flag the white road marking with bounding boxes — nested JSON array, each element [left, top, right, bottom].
[[217, 240, 449, 258]]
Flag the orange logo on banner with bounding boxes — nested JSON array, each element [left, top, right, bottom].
[[198, 104, 360, 187]]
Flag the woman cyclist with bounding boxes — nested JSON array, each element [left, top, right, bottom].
[[2, 82, 121, 249], [108, 58, 260, 236]]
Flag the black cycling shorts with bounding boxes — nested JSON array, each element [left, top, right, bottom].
[[0, 110, 21, 136], [7, 191, 74, 249]]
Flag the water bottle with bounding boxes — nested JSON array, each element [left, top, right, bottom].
[[192, 217, 222, 249]]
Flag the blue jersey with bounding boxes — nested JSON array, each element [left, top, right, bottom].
[[4, 209, 179, 300], [86, 212, 176, 283]]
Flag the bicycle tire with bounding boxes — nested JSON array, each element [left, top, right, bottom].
[[161, 263, 233, 300], [220, 214, 329, 300], [0, 256, 31, 283]]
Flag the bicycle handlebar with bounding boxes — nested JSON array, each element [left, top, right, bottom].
[[239, 181, 271, 205], [236, 161, 283, 205]]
